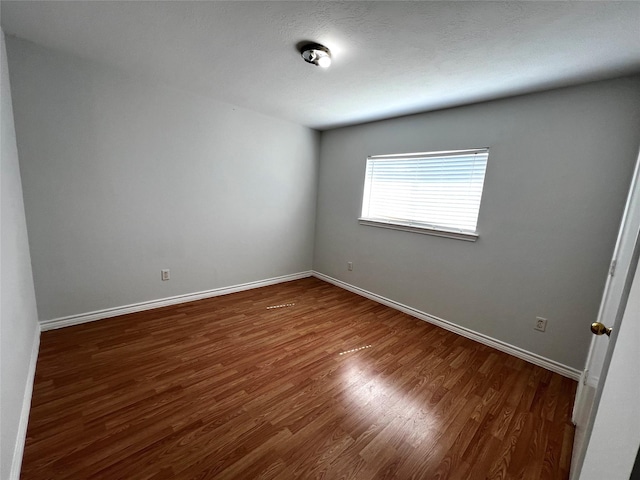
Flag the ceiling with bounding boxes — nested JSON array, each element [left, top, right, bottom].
[[2, 1, 640, 131]]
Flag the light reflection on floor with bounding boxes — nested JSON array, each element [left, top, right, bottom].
[[339, 344, 372, 355], [338, 350, 440, 449]]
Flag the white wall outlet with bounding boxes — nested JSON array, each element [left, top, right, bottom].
[[161, 269, 170, 281], [347, 261, 353, 271], [534, 317, 547, 332]]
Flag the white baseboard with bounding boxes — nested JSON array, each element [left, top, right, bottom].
[[40, 271, 313, 331], [39, 269, 580, 381], [10, 325, 40, 480], [312, 271, 581, 381]]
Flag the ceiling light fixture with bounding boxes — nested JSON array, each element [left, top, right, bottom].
[[300, 43, 332, 68]]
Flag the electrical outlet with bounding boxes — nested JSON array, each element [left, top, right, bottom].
[[161, 269, 170, 281], [347, 261, 353, 271], [534, 317, 547, 332]]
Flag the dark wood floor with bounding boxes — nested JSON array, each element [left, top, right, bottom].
[[22, 277, 576, 479]]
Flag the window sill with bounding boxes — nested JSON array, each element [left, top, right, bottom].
[[358, 218, 479, 242]]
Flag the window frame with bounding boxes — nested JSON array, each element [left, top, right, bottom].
[[358, 148, 489, 242]]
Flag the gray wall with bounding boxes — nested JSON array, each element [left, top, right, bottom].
[[6, 35, 640, 374], [6, 37, 319, 321], [1, 31, 40, 479], [314, 77, 640, 370]]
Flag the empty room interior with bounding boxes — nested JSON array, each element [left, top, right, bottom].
[[2, 1, 640, 479]]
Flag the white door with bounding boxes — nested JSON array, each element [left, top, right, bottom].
[[570, 149, 640, 479], [576, 234, 640, 479]]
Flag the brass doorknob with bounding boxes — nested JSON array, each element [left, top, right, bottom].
[[591, 322, 613, 337]]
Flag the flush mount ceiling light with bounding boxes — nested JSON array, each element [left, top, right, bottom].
[[300, 43, 332, 68]]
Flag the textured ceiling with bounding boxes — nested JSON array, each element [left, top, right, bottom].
[[2, 1, 640, 130]]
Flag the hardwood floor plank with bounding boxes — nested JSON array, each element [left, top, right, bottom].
[[21, 278, 576, 479]]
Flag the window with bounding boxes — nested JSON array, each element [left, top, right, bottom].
[[359, 148, 489, 241]]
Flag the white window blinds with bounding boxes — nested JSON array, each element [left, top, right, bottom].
[[360, 148, 489, 236]]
